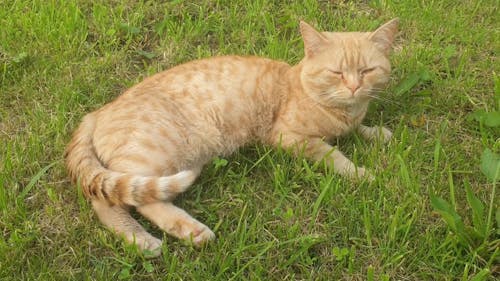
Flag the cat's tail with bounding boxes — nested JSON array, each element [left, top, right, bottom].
[[64, 113, 196, 206]]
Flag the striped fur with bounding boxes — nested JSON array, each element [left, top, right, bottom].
[[64, 113, 196, 206]]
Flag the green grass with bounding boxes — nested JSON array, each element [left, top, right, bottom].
[[1, 0, 499, 280]]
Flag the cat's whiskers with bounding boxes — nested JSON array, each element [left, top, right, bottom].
[[369, 87, 388, 93], [322, 90, 351, 106], [363, 86, 400, 105], [366, 93, 400, 105]]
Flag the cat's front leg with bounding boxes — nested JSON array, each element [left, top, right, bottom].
[[357, 124, 392, 143], [276, 134, 373, 180], [305, 138, 374, 180]]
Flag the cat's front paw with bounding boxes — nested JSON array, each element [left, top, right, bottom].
[[379, 126, 392, 144], [358, 125, 392, 144], [354, 167, 375, 182], [340, 163, 374, 181], [368, 126, 392, 144], [333, 155, 374, 181]]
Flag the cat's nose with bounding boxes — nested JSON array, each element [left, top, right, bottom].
[[347, 83, 360, 95]]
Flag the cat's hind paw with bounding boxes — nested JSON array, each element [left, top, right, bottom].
[[128, 233, 163, 258], [192, 227, 216, 246]]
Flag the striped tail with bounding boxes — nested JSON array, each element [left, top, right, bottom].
[[64, 113, 195, 206]]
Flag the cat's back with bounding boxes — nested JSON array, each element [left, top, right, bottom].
[[97, 55, 290, 136], [95, 55, 289, 123], [130, 55, 288, 98]]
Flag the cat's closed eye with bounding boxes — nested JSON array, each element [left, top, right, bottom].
[[327, 69, 344, 77], [360, 67, 376, 76]]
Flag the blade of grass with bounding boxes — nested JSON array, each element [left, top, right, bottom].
[[16, 161, 58, 203]]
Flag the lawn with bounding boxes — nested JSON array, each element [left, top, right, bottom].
[[0, 0, 498, 280]]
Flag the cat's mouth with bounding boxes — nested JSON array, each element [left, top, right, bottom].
[[314, 88, 372, 107]]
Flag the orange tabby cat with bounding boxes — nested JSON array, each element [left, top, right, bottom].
[[65, 19, 398, 256]]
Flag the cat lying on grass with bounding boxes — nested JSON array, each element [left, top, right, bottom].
[[65, 19, 398, 257]]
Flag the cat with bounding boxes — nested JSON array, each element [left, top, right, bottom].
[[65, 19, 398, 256]]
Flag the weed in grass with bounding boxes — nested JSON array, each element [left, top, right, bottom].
[[431, 96, 499, 279]]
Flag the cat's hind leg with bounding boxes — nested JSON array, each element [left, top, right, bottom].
[[91, 199, 163, 257], [137, 201, 215, 246]]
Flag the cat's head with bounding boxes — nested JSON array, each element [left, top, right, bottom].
[[299, 19, 399, 107]]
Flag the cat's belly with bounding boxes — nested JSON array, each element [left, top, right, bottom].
[[91, 100, 269, 176]]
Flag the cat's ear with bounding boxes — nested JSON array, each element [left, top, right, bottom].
[[300, 21, 328, 57], [369, 18, 399, 54]]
